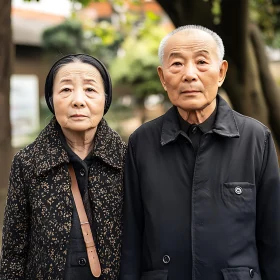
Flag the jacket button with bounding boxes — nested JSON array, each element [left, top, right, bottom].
[[234, 186, 243, 195], [80, 169, 85, 176], [78, 257, 87, 266], [162, 255, 170, 264], [249, 268, 254, 278], [191, 126, 198, 134]]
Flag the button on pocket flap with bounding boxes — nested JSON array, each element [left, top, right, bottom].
[[222, 182, 256, 212], [141, 270, 168, 280], [223, 182, 255, 199], [221, 267, 261, 280]]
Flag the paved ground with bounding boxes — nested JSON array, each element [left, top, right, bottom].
[[0, 188, 8, 248]]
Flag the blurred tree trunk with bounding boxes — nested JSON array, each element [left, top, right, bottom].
[[0, 0, 13, 189], [136, 96, 147, 124], [157, 0, 280, 153]]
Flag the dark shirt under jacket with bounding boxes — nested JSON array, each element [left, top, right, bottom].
[[57, 125, 96, 280], [177, 105, 217, 154], [169, 105, 217, 279]]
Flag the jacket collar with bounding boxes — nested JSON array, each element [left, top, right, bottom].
[[34, 117, 125, 176], [212, 95, 240, 137], [161, 94, 240, 146]]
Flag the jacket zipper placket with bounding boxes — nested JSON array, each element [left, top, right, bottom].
[[191, 132, 209, 280]]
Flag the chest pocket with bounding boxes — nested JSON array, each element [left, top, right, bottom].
[[222, 182, 255, 213], [141, 270, 168, 280], [221, 267, 261, 280]]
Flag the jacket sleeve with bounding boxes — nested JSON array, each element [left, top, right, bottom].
[[120, 138, 143, 280], [256, 132, 280, 279], [0, 154, 30, 279]]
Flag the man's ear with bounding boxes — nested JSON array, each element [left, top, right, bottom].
[[157, 66, 167, 91], [218, 60, 228, 87]]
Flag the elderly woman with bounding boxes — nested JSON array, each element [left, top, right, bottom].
[[0, 54, 126, 280]]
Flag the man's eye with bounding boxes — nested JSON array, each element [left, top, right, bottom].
[[198, 60, 206, 65], [172, 62, 182, 66]]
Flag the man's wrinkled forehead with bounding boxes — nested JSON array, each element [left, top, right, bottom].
[[164, 29, 218, 59]]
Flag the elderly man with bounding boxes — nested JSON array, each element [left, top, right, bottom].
[[120, 25, 280, 280]]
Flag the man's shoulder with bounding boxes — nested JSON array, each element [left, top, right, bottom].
[[130, 114, 165, 141], [233, 110, 271, 138]]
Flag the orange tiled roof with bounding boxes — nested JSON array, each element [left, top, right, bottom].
[[86, 2, 112, 18], [12, 7, 65, 46], [12, 7, 65, 23], [85, 0, 164, 18]]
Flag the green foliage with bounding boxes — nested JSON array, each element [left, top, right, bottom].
[[42, 17, 122, 65], [249, 0, 280, 47], [24, 0, 92, 6], [82, 19, 123, 65], [42, 19, 85, 54], [211, 0, 222, 25], [76, 0, 92, 6], [201, 0, 280, 47], [110, 13, 167, 101], [250, 0, 276, 35]]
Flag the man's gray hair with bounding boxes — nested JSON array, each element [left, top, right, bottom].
[[158, 25, 225, 65]]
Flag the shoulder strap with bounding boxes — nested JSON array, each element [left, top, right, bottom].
[[68, 164, 101, 278]]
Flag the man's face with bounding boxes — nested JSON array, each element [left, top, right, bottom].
[[157, 29, 228, 113]]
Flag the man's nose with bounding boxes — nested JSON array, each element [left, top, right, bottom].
[[72, 89, 85, 108], [183, 63, 197, 82]]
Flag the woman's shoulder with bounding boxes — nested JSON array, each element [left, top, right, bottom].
[[98, 118, 127, 151], [108, 126, 127, 151], [15, 117, 57, 154], [94, 119, 127, 169], [11, 118, 65, 177]]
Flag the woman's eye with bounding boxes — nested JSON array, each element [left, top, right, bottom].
[[62, 88, 71, 92], [86, 88, 96, 92]]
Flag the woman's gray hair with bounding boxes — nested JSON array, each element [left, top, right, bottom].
[[158, 25, 225, 65]]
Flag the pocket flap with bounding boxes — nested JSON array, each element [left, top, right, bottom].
[[141, 270, 168, 280], [222, 182, 255, 206], [224, 182, 254, 190], [221, 267, 261, 280]]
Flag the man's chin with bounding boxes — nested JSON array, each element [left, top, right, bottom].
[[177, 102, 208, 112]]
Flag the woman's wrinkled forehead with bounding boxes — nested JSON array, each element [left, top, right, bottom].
[[53, 61, 105, 89]]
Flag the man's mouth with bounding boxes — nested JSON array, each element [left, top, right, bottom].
[[181, 90, 201, 94]]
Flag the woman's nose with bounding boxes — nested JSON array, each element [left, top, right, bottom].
[[72, 90, 85, 108]]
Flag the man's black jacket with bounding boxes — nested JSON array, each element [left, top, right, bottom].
[[120, 95, 280, 280]]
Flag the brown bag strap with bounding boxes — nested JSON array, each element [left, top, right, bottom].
[[68, 165, 101, 278]]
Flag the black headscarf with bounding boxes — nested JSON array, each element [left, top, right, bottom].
[[44, 54, 112, 115]]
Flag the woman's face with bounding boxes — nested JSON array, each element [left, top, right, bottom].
[[52, 61, 106, 134]]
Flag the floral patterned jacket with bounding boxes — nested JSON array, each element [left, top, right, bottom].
[[0, 117, 127, 280]]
